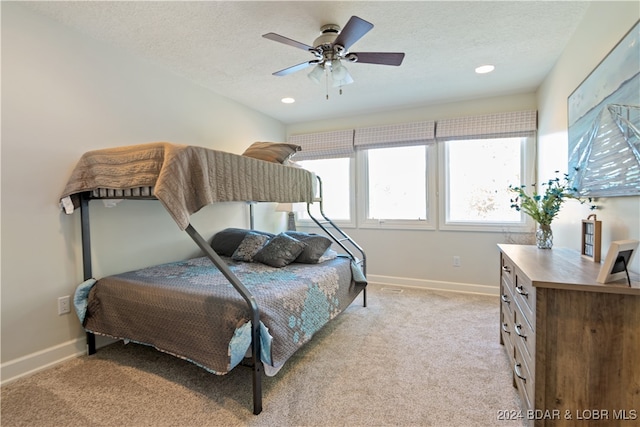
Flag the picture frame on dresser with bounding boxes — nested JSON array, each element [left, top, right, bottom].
[[580, 214, 601, 262], [597, 239, 639, 285]]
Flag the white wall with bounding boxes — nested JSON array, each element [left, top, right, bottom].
[[537, 1, 640, 274], [288, 93, 537, 294], [0, 4, 286, 382]]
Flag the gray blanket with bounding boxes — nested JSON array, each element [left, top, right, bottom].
[[60, 143, 315, 229], [77, 256, 364, 375]]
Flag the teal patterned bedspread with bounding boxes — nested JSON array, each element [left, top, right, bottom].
[[75, 255, 365, 376]]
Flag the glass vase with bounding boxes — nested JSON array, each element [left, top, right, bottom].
[[536, 224, 553, 249]]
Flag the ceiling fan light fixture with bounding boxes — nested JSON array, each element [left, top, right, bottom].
[[308, 64, 325, 84], [332, 68, 354, 88], [331, 59, 349, 81], [264, 16, 405, 94]]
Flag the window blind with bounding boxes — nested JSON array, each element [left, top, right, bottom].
[[353, 121, 436, 149], [436, 110, 537, 141], [288, 129, 354, 161]]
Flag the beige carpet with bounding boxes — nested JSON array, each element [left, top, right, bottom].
[[1, 284, 526, 427]]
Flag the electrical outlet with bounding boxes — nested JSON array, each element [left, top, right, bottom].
[[453, 256, 461, 267], [58, 296, 71, 315]]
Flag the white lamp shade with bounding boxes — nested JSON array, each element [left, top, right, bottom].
[[275, 203, 293, 212], [332, 68, 354, 87], [275, 202, 305, 212], [331, 59, 348, 80], [308, 65, 325, 84]]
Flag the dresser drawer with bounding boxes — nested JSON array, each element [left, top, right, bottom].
[[514, 269, 535, 326], [501, 277, 515, 318], [513, 340, 534, 411], [513, 305, 534, 361], [500, 253, 515, 287], [500, 288, 515, 350]]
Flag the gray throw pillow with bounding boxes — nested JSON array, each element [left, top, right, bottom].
[[253, 233, 307, 268], [285, 231, 333, 263], [211, 228, 274, 256], [231, 233, 270, 262]]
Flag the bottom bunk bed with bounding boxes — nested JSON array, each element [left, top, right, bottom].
[[75, 244, 365, 378], [61, 142, 367, 414]]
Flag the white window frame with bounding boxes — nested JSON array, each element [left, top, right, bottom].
[[357, 144, 437, 230], [296, 156, 357, 229], [438, 136, 536, 232]]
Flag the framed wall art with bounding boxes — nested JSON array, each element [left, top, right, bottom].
[[568, 20, 640, 197]]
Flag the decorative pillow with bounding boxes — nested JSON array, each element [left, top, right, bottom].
[[241, 142, 301, 164], [285, 231, 333, 263], [317, 248, 339, 263], [211, 228, 274, 256], [231, 233, 270, 262], [253, 233, 307, 268]]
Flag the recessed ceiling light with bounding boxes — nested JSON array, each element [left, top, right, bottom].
[[281, 97, 295, 104], [475, 65, 495, 74]]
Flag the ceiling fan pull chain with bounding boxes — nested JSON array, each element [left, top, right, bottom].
[[326, 71, 330, 100]]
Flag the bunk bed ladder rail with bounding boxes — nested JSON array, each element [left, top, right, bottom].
[[307, 176, 368, 307], [79, 192, 263, 415]]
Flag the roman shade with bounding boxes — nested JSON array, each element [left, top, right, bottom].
[[354, 121, 436, 149], [436, 110, 537, 141], [288, 129, 354, 160]]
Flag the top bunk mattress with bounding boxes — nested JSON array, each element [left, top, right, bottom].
[[60, 142, 315, 230]]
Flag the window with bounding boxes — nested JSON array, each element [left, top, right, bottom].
[[297, 157, 354, 224], [289, 129, 355, 225], [358, 145, 435, 229], [291, 110, 536, 232], [366, 146, 427, 220], [441, 136, 534, 230], [354, 120, 436, 229]]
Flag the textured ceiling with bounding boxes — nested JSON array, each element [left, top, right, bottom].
[[23, 1, 591, 124]]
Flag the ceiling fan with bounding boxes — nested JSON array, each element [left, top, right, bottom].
[[262, 16, 405, 88]]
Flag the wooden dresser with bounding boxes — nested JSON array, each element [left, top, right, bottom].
[[498, 244, 639, 426]]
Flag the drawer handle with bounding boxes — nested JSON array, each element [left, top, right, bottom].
[[502, 265, 511, 273], [514, 363, 527, 382], [515, 285, 529, 298], [501, 294, 511, 305], [502, 322, 510, 334], [515, 323, 527, 340]]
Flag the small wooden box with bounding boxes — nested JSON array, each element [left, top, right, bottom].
[[581, 214, 602, 262]]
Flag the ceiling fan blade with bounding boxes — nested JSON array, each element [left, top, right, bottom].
[[262, 32, 313, 52], [334, 16, 373, 50], [349, 52, 405, 66], [272, 61, 317, 76]]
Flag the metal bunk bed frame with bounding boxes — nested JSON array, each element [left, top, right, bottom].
[[78, 175, 366, 415]]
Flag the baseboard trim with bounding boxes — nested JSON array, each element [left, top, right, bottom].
[[367, 274, 499, 296], [1, 335, 121, 386], [1, 338, 87, 386]]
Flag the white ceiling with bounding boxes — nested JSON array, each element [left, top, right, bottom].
[[23, 1, 591, 125]]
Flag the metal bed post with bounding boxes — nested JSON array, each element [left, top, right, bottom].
[[80, 193, 96, 355], [248, 202, 255, 230], [184, 224, 263, 415]]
